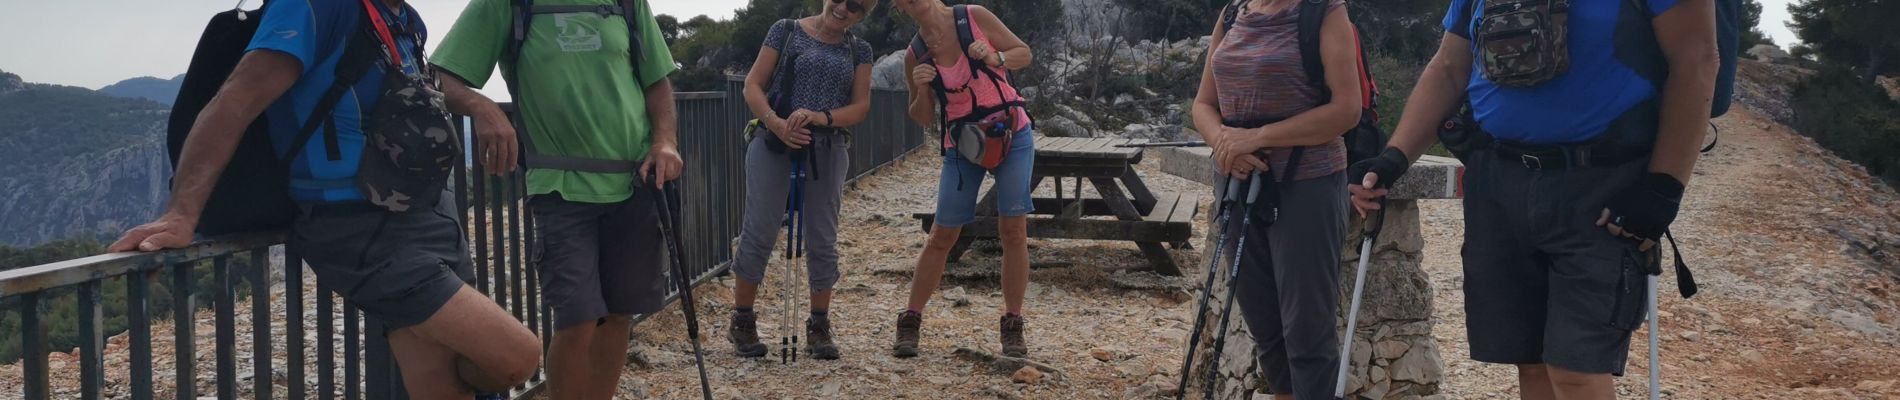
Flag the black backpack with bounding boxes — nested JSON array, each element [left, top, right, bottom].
[[501, 0, 649, 174], [1220, 0, 1386, 165], [1623, 0, 1742, 118], [169, 4, 381, 235]]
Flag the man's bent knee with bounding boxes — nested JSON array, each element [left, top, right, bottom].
[[458, 354, 534, 392]]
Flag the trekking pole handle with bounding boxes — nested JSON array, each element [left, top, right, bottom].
[[1243, 170, 1265, 205], [1218, 174, 1241, 204], [1364, 199, 1388, 238]]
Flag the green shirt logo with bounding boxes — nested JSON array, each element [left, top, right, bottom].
[[554, 15, 603, 52]]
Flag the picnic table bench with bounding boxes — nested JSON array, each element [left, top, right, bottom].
[[913, 137, 1200, 275]]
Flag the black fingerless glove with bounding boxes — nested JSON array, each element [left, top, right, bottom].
[[1604, 173, 1686, 241], [1347, 147, 1411, 189]]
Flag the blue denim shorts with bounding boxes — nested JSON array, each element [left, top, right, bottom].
[[935, 128, 1036, 227]]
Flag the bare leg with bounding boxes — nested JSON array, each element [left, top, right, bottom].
[[546, 323, 596, 400], [584, 315, 633, 399], [386, 328, 469, 400], [811, 289, 834, 311], [734, 279, 760, 309], [997, 216, 1029, 314], [905, 225, 965, 311], [1516, 364, 1558, 400], [1545, 364, 1615, 400], [402, 286, 542, 395]]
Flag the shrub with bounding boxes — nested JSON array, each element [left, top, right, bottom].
[[1791, 67, 1900, 185]]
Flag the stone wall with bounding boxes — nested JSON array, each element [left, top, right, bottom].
[[1153, 147, 1461, 399]]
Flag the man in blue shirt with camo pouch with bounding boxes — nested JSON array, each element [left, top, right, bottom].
[[113, 0, 543, 397], [1347, 0, 1720, 398]]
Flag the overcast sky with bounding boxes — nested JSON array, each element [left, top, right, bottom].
[[0, 0, 1801, 94]]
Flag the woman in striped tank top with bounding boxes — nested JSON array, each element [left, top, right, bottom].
[[888, 0, 1038, 360], [1190, 0, 1365, 398]]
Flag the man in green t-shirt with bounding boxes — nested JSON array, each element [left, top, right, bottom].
[[430, 0, 680, 398]]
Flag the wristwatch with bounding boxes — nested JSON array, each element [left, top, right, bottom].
[[993, 51, 1008, 68], [823, 110, 833, 126]]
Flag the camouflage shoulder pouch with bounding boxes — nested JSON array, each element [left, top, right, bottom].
[[1475, 0, 1572, 87], [358, 70, 460, 213]]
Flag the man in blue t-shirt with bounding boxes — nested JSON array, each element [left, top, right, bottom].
[[111, 0, 542, 397], [1348, 0, 1720, 398]]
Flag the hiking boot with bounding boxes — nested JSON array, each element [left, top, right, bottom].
[[892, 310, 922, 358], [1000, 314, 1028, 358], [806, 313, 841, 360], [729, 310, 768, 358]]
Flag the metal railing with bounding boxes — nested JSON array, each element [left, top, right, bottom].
[[0, 80, 924, 399]]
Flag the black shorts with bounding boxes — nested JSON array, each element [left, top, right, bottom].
[[529, 192, 668, 330], [290, 194, 473, 330], [1460, 149, 1659, 375]]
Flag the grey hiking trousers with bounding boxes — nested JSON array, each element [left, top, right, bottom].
[[1235, 171, 1348, 398], [732, 132, 850, 292]]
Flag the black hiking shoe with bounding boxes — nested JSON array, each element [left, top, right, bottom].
[[1000, 313, 1027, 358], [892, 310, 922, 358], [806, 313, 841, 360], [729, 310, 768, 358]]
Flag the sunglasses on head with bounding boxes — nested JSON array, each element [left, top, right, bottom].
[[829, 0, 866, 15]]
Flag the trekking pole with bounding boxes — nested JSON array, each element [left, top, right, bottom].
[[1114, 141, 1208, 148], [1203, 171, 1266, 400], [650, 174, 715, 400], [1647, 273, 1661, 400], [1175, 175, 1243, 400], [780, 150, 808, 364], [1334, 200, 1388, 398]]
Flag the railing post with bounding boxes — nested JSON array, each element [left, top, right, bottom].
[[21, 292, 48, 400], [344, 305, 361, 400], [286, 248, 306, 400], [215, 255, 237, 399], [129, 271, 154, 400], [252, 249, 275, 400], [173, 262, 197, 399], [317, 287, 335, 398], [79, 280, 106, 400], [364, 317, 404, 400]]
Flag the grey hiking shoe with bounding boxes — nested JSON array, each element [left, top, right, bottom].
[[729, 310, 768, 358], [1000, 314, 1027, 358], [806, 313, 841, 360], [892, 311, 922, 358]]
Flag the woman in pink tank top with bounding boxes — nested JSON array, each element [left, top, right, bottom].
[[889, 0, 1040, 360]]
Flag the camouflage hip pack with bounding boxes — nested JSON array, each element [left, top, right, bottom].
[[1475, 0, 1572, 87], [357, 71, 460, 213]]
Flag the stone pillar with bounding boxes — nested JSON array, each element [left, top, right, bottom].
[[1159, 148, 1460, 399]]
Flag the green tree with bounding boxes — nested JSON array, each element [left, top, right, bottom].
[[656, 14, 681, 46], [1740, 0, 1773, 49], [1790, 0, 1900, 83]]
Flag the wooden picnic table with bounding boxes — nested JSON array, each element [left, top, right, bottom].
[[913, 137, 1201, 275]]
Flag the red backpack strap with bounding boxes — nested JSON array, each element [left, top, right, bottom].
[[1352, 26, 1379, 113]]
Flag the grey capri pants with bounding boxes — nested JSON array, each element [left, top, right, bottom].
[[731, 132, 850, 291]]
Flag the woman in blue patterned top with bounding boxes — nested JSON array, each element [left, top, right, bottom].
[[729, 0, 877, 361]]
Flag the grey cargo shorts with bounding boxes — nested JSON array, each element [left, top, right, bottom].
[[289, 194, 474, 330], [1460, 148, 1658, 375], [529, 191, 669, 330]]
